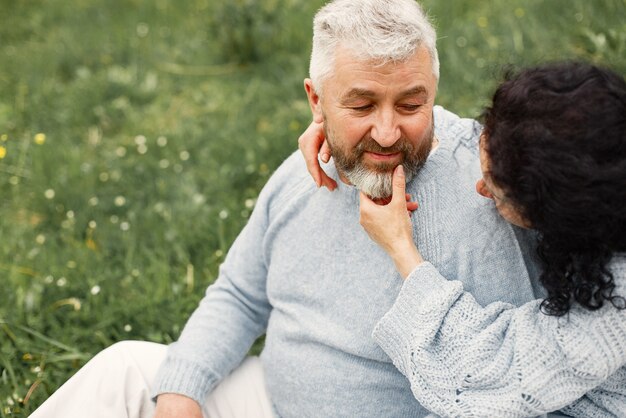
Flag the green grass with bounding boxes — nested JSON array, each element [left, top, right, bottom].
[[1, 0, 624, 415]]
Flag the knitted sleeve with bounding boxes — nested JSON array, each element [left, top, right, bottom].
[[152, 151, 307, 404], [151, 185, 274, 404], [373, 257, 626, 417]]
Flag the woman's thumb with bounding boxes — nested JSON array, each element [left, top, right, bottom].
[[392, 165, 406, 202]]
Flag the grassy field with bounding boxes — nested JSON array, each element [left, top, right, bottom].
[[1, 0, 624, 415]]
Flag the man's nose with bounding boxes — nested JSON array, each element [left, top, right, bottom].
[[371, 109, 401, 147]]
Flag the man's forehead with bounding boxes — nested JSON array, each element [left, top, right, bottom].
[[326, 45, 435, 92], [334, 47, 424, 71]]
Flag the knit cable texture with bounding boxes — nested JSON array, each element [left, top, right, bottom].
[[374, 255, 626, 417]]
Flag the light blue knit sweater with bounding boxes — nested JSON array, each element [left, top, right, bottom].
[[153, 106, 539, 417]]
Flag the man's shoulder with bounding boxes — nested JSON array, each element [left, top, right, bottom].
[[433, 105, 483, 156], [256, 150, 318, 213]]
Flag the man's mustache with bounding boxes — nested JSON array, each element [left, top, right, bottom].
[[354, 137, 415, 156]]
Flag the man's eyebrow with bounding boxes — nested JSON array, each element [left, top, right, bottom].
[[341, 86, 429, 102], [397, 86, 428, 99], [341, 88, 376, 101]]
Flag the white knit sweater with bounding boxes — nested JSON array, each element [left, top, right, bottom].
[[374, 254, 626, 417]]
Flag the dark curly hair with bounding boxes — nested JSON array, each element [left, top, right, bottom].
[[482, 61, 626, 316]]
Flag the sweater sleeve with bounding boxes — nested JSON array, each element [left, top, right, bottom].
[[373, 260, 626, 417], [150, 162, 287, 404], [560, 367, 626, 418]]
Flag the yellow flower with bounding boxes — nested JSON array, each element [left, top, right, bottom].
[[34, 133, 46, 145], [0, 146, 6, 159], [86, 237, 98, 251], [0, 134, 7, 142]]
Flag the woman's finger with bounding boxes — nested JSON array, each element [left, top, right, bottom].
[[298, 121, 337, 190]]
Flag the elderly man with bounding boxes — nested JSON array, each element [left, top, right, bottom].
[[30, 1, 540, 417]]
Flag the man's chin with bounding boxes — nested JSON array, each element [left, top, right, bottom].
[[351, 174, 393, 200], [362, 161, 397, 175], [336, 161, 410, 199]]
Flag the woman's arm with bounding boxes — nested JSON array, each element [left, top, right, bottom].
[[361, 166, 626, 417], [373, 262, 626, 417]]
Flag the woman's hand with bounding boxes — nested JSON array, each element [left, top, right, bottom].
[[298, 120, 338, 191], [359, 165, 424, 279]]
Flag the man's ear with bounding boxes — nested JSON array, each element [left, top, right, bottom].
[[304, 78, 324, 123]]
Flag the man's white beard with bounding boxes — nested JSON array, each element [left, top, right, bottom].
[[343, 164, 412, 199]]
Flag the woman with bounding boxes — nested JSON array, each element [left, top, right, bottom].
[[299, 62, 626, 417]]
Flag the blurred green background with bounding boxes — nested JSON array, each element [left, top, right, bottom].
[[1, 0, 624, 415]]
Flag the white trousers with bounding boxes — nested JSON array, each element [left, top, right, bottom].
[[28, 341, 274, 418]]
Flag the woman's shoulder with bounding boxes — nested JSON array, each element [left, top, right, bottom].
[[610, 253, 626, 289], [611, 253, 626, 272]]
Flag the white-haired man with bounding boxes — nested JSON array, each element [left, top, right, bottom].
[[30, 1, 540, 417]]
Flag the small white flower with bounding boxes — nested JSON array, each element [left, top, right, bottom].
[[193, 194, 205, 204], [44, 189, 55, 199], [136, 23, 149, 38], [114, 196, 126, 206], [134, 135, 147, 145], [153, 202, 165, 213], [90, 285, 101, 295]]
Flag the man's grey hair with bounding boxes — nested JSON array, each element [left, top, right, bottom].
[[309, 0, 439, 96]]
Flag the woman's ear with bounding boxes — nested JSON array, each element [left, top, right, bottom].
[[304, 78, 324, 123], [475, 178, 494, 200]]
